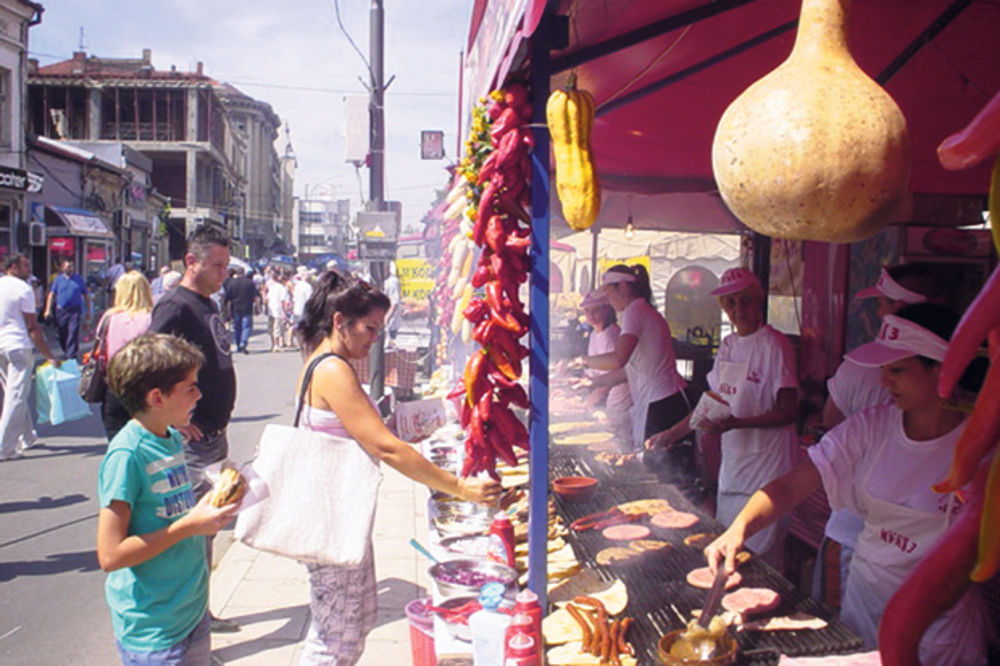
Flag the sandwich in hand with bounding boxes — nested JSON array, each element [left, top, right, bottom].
[[210, 467, 247, 507]]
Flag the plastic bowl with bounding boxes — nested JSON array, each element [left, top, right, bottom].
[[552, 475, 599, 502], [656, 629, 738, 665], [428, 559, 518, 599], [433, 595, 478, 641]]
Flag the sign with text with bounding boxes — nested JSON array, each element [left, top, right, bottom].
[[395, 257, 435, 305], [420, 130, 445, 160]]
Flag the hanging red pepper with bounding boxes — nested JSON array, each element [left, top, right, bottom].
[[485, 424, 519, 467], [933, 358, 1000, 493], [472, 319, 496, 346], [471, 263, 492, 289], [462, 297, 489, 324], [937, 90, 1000, 171], [971, 451, 1000, 582], [478, 390, 493, 424], [489, 107, 520, 144], [497, 383, 529, 409], [463, 350, 488, 406], [487, 344, 520, 381], [938, 265, 1000, 398]]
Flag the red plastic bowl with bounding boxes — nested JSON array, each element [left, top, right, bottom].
[[552, 476, 598, 502]]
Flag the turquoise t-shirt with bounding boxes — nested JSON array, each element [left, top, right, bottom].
[[97, 419, 207, 652]]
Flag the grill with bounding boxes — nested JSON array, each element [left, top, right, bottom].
[[550, 447, 863, 664]]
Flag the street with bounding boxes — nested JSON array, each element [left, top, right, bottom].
[[0, 318, 302, 666]]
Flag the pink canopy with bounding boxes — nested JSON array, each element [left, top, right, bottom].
[[468, 0, 1000, 201]]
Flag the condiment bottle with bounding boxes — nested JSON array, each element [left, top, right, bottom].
[[503, 625, 540, 666], [469, 582, 511, 666], [487, 512, 515, 567], [509, 589, 542, 648]]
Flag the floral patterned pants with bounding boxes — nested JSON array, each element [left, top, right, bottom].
[[300, 543, 377, 665]]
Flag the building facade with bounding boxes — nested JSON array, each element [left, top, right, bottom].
[[294, 195, 352, 265], [0, 0, 43, 260], [27, 49, 248, 261]]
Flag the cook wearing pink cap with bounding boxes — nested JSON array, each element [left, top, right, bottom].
[[576, 289, 632, 436], [578, 264, 689, 452], [649, 263, 798, 566], [815, 263, 953, 612], [701, 303, 989, 664], [709, 267, 762, 297]]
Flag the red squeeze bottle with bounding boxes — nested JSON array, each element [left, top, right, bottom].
[[488, 513, 515, 567], [511, 589, 542, 646], [504, 614, 540, 666]]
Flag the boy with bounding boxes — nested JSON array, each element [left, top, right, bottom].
[[97, 334, 239, 665]]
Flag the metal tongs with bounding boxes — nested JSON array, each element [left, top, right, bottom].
[[694, 566, 729, 658]]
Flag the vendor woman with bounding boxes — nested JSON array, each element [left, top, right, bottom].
[[576, 289, 632, 440], [577, 264, 688, 451], [704, 303, 988, 665], [646, 267, 798, 565]]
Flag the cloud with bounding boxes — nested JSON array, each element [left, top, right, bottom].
[[29, 0, 472, 227]]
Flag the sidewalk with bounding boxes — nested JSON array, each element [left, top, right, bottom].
[[209, 466, 433, 665]]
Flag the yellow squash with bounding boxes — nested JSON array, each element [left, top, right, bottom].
[[547, 73, 601, 230]]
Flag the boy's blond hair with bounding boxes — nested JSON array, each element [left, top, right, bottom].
[[108, 334, 204, 415]]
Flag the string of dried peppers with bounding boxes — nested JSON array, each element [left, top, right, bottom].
[[445, 85, 534, 480]]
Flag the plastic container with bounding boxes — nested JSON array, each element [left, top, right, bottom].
[[504, 628, 541, 666], [510, 589, 543, 647], [470, 582, 511, 666], [403, 597, 437, 666], [488, 512, 516, 567]]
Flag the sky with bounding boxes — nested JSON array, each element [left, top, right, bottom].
[[28, 0, 472, 231]]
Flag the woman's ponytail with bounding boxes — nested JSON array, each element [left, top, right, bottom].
[[631, 264, 654, 304]]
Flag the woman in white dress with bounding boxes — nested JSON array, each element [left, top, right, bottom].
[[576, 290, 632, 444]]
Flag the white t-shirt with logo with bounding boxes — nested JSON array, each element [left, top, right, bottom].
[[587, 323, 633, 415], [618, 298, 685, 405], [706, 324, 799, 495], [824, 358, 892, 546], [0, 274, 35, 351], [809, 405, 964, 520]]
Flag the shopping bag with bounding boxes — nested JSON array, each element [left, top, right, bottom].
[[78, 316, 109, 403], [35, 361, 92, 426], [234, 351, 381, 565], [234, 423, 381, 565]]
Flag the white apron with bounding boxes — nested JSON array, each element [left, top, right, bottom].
[[714, 359, 792, 560], [842, 436, 986, 665]]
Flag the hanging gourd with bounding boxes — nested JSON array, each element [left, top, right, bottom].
[[712, 0, 910, 243], [547, 73, 601, 230]]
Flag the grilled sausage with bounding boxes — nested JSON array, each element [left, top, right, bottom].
[[566, 603, 592, 652]]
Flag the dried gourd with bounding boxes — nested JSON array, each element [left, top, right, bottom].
[[712, 0, 910, 243], [547, 73, 601, 230]]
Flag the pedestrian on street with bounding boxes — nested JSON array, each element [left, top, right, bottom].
[[0, 253, 61, 461], [265, 271, 290, 352], [292, 265, 314, 327], [224, 266, 257, 354], [149, 224, 240, 633], [293, 269, 501, 664], [97, 333, 239, 664], [150, 265, 171, 302], [44, 259, 91, 360], [96, 271, 154, 441]]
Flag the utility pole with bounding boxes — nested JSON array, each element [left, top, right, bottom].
[[367, 0, 388, 405]]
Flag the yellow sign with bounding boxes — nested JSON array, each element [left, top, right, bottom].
[[597, 255, 651, 276], [365, 229, 386, 238], [396, 257, 435, 301]]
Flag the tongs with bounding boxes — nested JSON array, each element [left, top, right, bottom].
[[694, 566, 729, 658]]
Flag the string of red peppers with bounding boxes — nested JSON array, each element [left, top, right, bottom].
[[447, 84, 534, 481]]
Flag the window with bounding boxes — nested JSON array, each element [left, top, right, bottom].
[[0, 203, 10, 258], [0, 68, 10, 146]]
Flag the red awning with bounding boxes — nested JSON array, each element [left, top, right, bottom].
[[470, 0, 1000, 206]]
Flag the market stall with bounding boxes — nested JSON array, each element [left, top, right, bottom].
[[415, 0, 1000, 662]]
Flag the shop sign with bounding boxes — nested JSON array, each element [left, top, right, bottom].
[[49, 237, 75, 253], [0, 166, 43, 193], [396, 257, 435, 301]]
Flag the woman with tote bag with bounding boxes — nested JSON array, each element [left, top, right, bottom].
[[293, 269, 501, 665]]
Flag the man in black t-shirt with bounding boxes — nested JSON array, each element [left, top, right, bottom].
[[224, 267, 257, 354], [149, 224, 239, 633]]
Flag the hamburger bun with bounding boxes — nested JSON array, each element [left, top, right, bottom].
[[210, 468, 247, 507]]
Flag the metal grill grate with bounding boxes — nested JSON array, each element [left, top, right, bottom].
[[549, 448, 863, 664]]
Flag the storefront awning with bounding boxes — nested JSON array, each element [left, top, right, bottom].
[[45, 206, 114, 239]]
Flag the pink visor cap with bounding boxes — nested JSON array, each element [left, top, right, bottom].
[[710, 267, 761, 296], [854, 267, 928, 304], [847, 314, 949, 367], [580, 290, 609, 308]]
